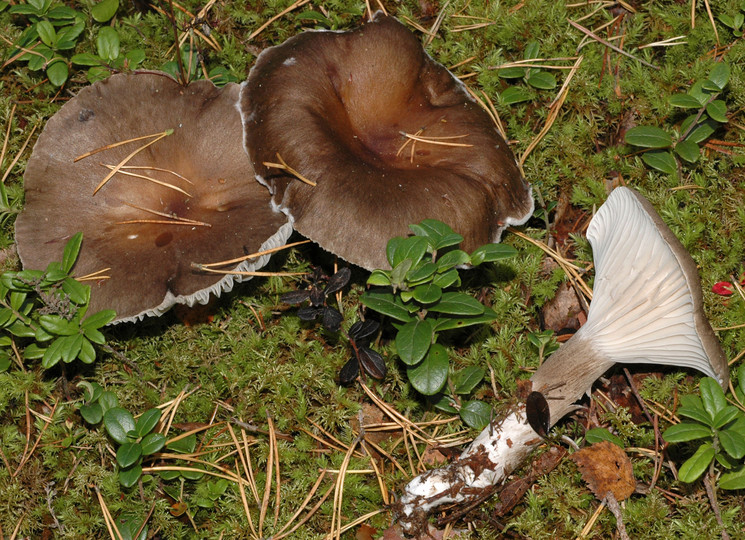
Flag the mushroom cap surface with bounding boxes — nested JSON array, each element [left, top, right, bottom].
[[15, 72, 291, 323], [241, 14, 534, 270], [581, 186, 728, 387]]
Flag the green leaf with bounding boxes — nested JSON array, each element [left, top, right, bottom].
[[36, 21, 56, 47], [41, 337, 66, 368], [469, 243, 517, 266], [167, 433, 196, 454], [82, 309, 116, 330], [97, 26, 120, 62], [395, 319, 434, 365], [700, 377, 727, 420], [430, 393, 458, 413], [407, 343, 449, 395], [526, 71, 556, 89], [390, 236, 429, 268], [432, 308, 498, 331], [625, 126, 673, 148], [99, 391, 119, 413], [452, 366, 485, 395], [116, 514, 148, 540], [140, 433, 166, 455], [91, 0, 119, 22], [432, 268, 460, 289], [79, 403, 103, 424], [412, 283, 442, 304], [460, 400, 491, 430], [685, 121, 716, 144], [78, 337, 95, 364], [585, 428, 625, 447], [124, 48, 145, 67], [497, 66, 526, 79], [720, 425, 745, 459], [409, 220, 462, 250], [706, 100, 728, 123], [119, 464, 142, 488], [360, 291, 414, 323], [181, 467, 204, 480], [135, 409, 161, 437], [46, 60, 68, 87], [428, 292, 484, 316], [674, 140, 700, 163], [669, 93, 705, 108], [406, 262, 437, 285], [641, 150, 677, 175], [104, 408, 136, 445], [390, 258, 413, 288], [712, 406, 740, 430], [720, 466, 745, 490], [62, 232, 83, 273], [117, 442, 142, 468], [500, 86, 531, 105], [677, 442, 715, 483], [367, 270, 391, 286], [59, 334, 83, 363], [707, 63, 730, 90], [436, 250, 469, 271], [386, 237, 404, 267], [662, 422, 711, 443], [39, 314, 78, 336], [0, 352, 9, 372], [71, 53, 102, 66]]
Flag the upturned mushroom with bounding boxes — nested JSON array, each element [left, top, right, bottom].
[[240, 13, 534, 271], [395, 186, 729, 532], [15, 72, 292, 323]]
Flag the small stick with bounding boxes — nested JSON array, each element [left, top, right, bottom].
[[263, 152, 316, 186], [568, 19, 659, 70], [91, 130, 174, 195], [101, 164, 192, 197]]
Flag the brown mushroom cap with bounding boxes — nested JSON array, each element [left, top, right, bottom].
[[15, 72, 291, 323], [241, 14, 533, 270]]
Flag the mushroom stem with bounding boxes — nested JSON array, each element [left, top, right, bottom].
[[394, 334, 612, 532]]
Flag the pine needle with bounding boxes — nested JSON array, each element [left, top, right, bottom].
[[101, 164, 192, 197], [263, 152, 316, 186]]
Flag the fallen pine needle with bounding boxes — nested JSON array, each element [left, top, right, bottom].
[[263, 152, 316, 186], [194, 239, 310, 269], [101, 164, 192, 197]]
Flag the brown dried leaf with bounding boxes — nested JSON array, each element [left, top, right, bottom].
[[571, 441, 635, 501]]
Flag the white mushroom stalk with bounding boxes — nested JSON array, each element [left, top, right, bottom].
[[394, 186, 728, 533]]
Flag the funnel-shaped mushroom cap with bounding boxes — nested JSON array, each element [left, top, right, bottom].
[[581, 186, 728, 387], [16, 72, 291, 323], [241, 13, 533, 270]]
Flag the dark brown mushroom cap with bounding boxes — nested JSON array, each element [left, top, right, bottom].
[[241, 14, 533, 270], [15, 72, 291, 323]]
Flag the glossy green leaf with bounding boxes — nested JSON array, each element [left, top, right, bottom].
[[526, 71, 556, 89], [46, 60, 68, 87], [585, 428, 625, 447], [406, 343, 448, 395], [166, 433, 197, 454], [367, 270, 391, 286], [430, 393, 458, 414], [428, 292, 484, 316], [360, 291, 414, 323], [469, 243, 517, 266], [432, 308, 498, 331], [99, 391, 119, 413], [625, 126, 672, 148], [674, 140, 700, 163], [78, 337, 95, 364], [409, 220, 462, 250], [720, 467, 745, 490], [135, 408, 161, 437], [395, 319, 434, 365], [677, 442, 715, 483], [707, 62, 730, 90], [71, 53, 101, 66], [91, 0, 119, 22], [669, 93, 704, 108], [116, 514, 148, 540], [460, 400, 491, 430], [391, 236, 429, 268], [119, 464, 142, 487], [82, 309, 116, 330], [97, 26, 120, 62], [390, 258, 413, 288], [62, 232, 83, 273], [497, 66, 526, 79], [8, 321, 35, 338], [79, 403, 103, 424], [436, 250, 469, 271], [432, 268, 460, 289], [720, 425, 745, 459], [700, 377, 727, 420], [104, 407, 136, 445], [685, 121, 716, 144], [452, 366, 485, 395], [36, 20, 56, 47], [412, 283, 442, 304], [386, 237, 404, 267], [662, 422, 711, 442], [712, 406, 740, 430], [60, 334, 83, 363], [41, 337, 66, 368], [181, 467, 204, 480], [39, 314, 78, 336], [641, 150, 677, 175], [706, 100, 728, 123], [117, 442, 142, 468], [500, 86, 531, 105], [406, 262, 437, 284], [140, 433, 166, 455]]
